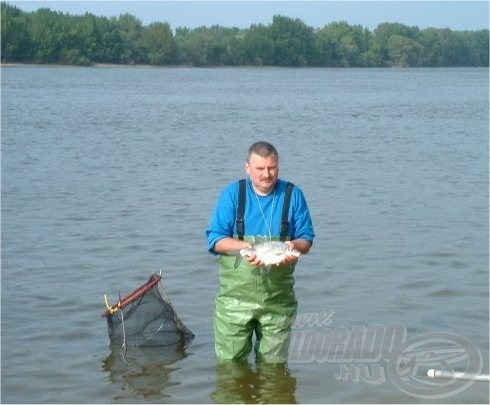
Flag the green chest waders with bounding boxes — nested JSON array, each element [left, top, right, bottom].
[[214, 240, 298, 362]]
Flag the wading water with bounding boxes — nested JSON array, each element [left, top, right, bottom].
[[1, 66, 488, 403]]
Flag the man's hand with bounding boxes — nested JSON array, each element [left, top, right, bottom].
[[246, 253, 264, 267]]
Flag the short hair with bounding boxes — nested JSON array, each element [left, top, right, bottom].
[[247, 141, 279, 162]]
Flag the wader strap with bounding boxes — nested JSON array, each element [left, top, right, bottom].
[[236, 179, 246, 240], [280, 182, 294, 241]]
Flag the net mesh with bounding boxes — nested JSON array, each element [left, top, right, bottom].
[[102, 273, 194, 347]]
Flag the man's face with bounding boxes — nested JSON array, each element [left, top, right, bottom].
[[246, 153, 279, 195]]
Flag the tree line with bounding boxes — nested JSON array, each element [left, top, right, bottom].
[[1, 2, 488, 67]]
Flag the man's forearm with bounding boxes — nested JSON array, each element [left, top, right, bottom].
[[214, 237, 251, 254], [289, 239, 312, 254]]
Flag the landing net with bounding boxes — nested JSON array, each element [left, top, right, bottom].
[[102, 272, 194, 347]]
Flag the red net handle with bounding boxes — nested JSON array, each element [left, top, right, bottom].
[[102, 273, 162, 317]]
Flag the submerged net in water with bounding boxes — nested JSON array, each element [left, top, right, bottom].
[[102, 272, 194, 347]]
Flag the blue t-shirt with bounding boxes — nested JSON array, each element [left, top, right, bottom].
[[206, 178, 315, 254]]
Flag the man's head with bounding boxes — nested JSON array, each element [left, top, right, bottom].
[[246, 141, 279, 195]]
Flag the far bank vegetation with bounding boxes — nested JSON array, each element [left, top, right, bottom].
[[1, 2, 488, 67]]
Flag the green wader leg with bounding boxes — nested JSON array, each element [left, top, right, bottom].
[[255, 307, 297, 363], [214, 246, 297, 362], [214, 296, 255, 360]]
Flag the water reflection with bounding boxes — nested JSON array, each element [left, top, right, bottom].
[[212, 360, 297, 404], [102, 343, 189, 401]]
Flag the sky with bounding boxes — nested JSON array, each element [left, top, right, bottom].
[[7, 1, 490, 31]]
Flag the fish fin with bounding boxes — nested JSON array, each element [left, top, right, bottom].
[[234, 254, 244, 269]]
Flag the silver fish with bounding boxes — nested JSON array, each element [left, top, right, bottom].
[[234, 241, 301, 269]]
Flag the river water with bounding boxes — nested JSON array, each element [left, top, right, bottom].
[[1, 66, 488, 403]]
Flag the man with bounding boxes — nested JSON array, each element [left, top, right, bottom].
[[206, 141, 315, 363]]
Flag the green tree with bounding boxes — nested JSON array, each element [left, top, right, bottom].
[[175, 27, 210, 66], [470, 30, 489, 66], [225, 30, 247, 65], [372, 22, 421, 66], [315, 21, 372, 67], [433, 29, 466, 66], [141, 22, 173, 65], [117, 13, 143, 64], [269, 15, 316, 66], [242, 23, 274, 65], [419, 28, 443, 66], [28, 7, 66, 62], [174, 25, 243, 66], [96, 16, 124, 63], [200, 25, 235, 65], [1, 3, 32, 61], [388, 34, 424, 67], [62, 12, 100, 64]]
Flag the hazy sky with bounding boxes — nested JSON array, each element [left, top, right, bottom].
[[8, 1, 490, 31]]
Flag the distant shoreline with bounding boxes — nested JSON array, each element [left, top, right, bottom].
[[1, 62, 164, 68], [0, 62, 255, 69], [1, 63, 485, 70]]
